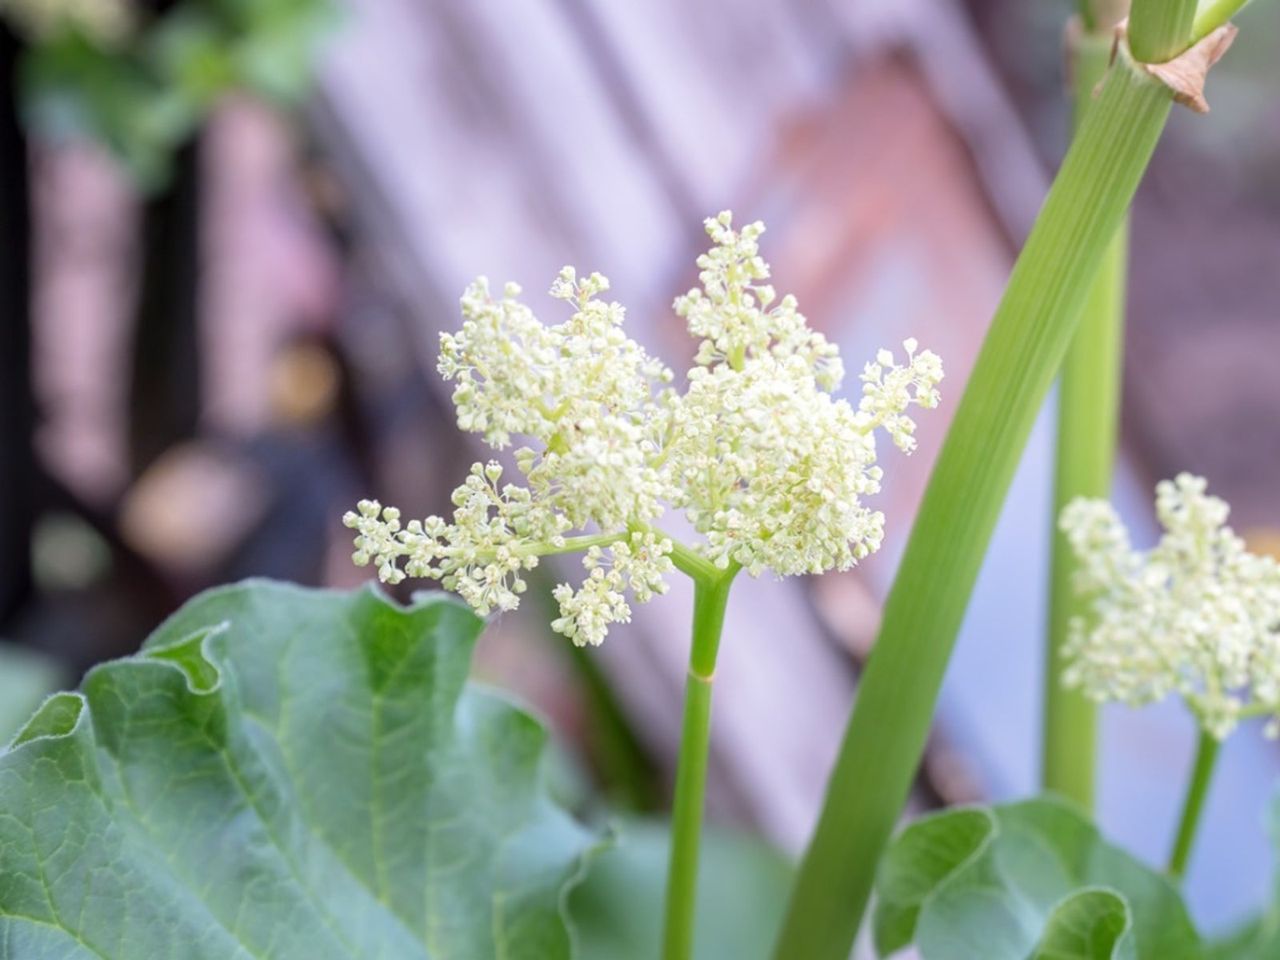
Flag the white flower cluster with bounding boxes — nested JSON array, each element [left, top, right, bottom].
[[0, 0, 133, 44], [1061, 473, 1280, 739], [346, 212, 943, 644], [675, 215, 844, 390], [439, 271, 674, 531], [550, 531, 674, 647]]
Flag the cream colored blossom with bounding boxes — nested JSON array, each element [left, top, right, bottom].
[[440, 271, 673, 531], [549, 532, 675, 646], [1, 0, 133, 44], [665, 215, 941, 576], [674, 211, 844, 390], [1061, 473, 1280, 739], [347, 212, 943, 644], [668, 353, 883, 576], [344, 460, 567, 614]]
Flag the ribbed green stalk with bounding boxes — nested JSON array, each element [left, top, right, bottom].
[[771, 5, 1198, 955], [1080, 0, 1130, 31], [662, 569, 736, 960], [1131, 0, 1201, 59], [1167, 729, 1221, 878], [1042, 21, 1130, 812]]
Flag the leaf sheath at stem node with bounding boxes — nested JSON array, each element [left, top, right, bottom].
[[1114, 19, 1239, 113]]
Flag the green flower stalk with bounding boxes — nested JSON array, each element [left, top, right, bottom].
[[1168, 730, 1220, 879], [1043, 1, 1131, 813], [662, 567, 736, 960], [344, 213, 944, 960]]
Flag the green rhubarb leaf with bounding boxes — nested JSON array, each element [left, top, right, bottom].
[[873, 797, 1201, 960], [0, 580, 599, 959], [1031, 889, 1135, 960]]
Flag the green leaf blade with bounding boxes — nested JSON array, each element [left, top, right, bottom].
[[873, 798, 1202, 960], [1032, 889, 1135, 960], [873, 807, 996, 956], [0, 581, 598, 960]]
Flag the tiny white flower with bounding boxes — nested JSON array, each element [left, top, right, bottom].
[[1061, 473, 1280, 740]]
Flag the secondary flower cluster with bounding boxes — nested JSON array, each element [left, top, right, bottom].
[[1061, 473, 1280, 739], [346, 212, 943, 645]]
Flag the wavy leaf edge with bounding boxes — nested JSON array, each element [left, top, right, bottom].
[[875, 796, 1197, 960], [0, 578, 607, 960]]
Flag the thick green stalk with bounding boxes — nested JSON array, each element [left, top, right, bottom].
[[662, 568, 737, 960], [1042, 23, 1130, 812], [1131, 0, 1201, 59], [1079, 0, 1131, 30], [772, 7, 1197, 956], [1167, 729, 1221, 878]]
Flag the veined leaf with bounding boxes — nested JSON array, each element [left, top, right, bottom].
[[874, 797, 1201, 960], [0, 580, 599, 959], [1032, 889, 1134, 960]]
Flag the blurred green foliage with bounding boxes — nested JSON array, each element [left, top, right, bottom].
[[6, 0, 336, 189]]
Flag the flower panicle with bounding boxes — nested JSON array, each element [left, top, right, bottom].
[[675, 211, 846, 390], [347, 212, 944, 644], [1060, 473, 1280, 740]]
